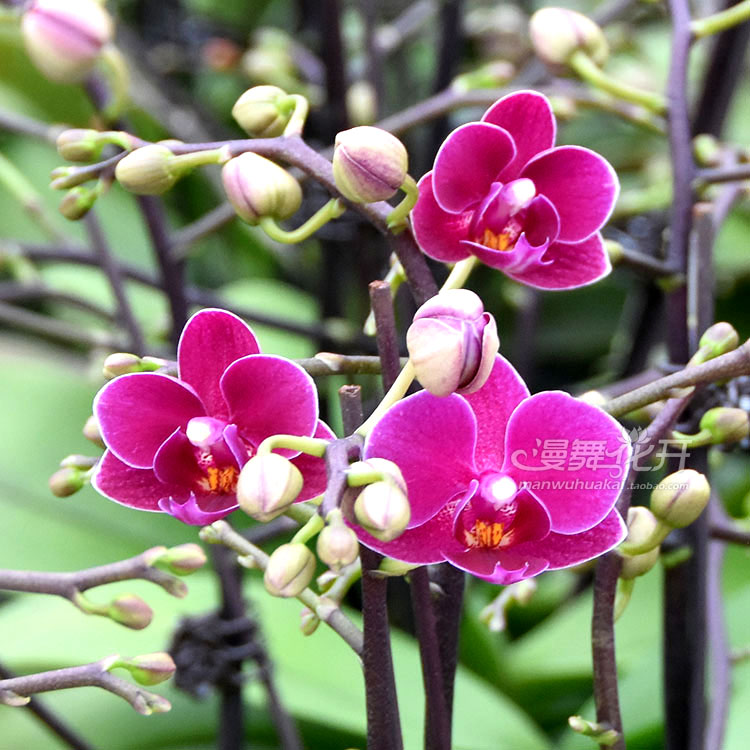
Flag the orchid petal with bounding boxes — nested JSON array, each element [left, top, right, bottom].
[[508, 233, 612, 290], [411, 172, 473, 263], [94, 373, 204, 469], [461, 356, 530, 472], [503, 391, 631, 533], [92, 450, 186, 511], [152, 428, 203, 486], [355, 504, 454, 564], [521, 146, 619, 243], [513, 509, 626, 569], [364, 391, 477, 526], [432, 122, 516, 213], [159, 493, 237, 525], [221, 355, 318, 453], [177, 308, 260, 420], [482, 91, 556, 180]]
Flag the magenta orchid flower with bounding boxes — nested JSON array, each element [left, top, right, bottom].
[[357, 356, 630, 583], [92, 308, 332, 525], [411, 90, 619, 290]]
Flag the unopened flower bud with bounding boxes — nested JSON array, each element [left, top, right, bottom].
[[232, 85, 292, 137], [333, 126, 408, 203], [49, 466, 85, 497], [56, 129, 104, 162], [407, 289, 499, 397], [237, 453, 303, 522], [699, 407, 750, 445], [529, 8, 608, 70], [59, 185, 97, 220], [115, 145, 179, 196], [60, 454, 98, 470], [698, 322, 739, 360], [83, 414, 105, 448], [352, 461, 410, 542], [222, 152, 302, 225], [264, 543, 316, 597], [693, 134, 722, 167], [650, 469, 710, 528], [346, 80, 377, 126], [619, 506, 666, 556], [108, 594, 153, 630], [157, 543, 207, 575], [618, 545, 660, 580], [103, 352, 143, 379], [300, 606, 320, 635], [317, 510, 359, 571], [114, 653, 176, 686], [22, 0, 113, 83]]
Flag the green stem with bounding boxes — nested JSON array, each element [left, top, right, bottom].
[[568, 50, 667, 115], [285, 500, 320, 526], [613, 578, 636, 622], [256, 434, 329, 458], [387, 174, 419, 231], [346, 465, 393, 487], [283, 95, 310, 137], [356, 361, 415, 437], [669, 428, 713, 448], [97, 46, 131, 124], [259, 198, 345, 244], [291, 514, 325, 545], [691, 0, 750, 38], [0, 153, 65, 241], [172, 148, 229, 172]]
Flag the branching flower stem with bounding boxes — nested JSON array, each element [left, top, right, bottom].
[[0, 547, 189, 609], [0, 658, 170, 715], [200, 521, 363, 655]]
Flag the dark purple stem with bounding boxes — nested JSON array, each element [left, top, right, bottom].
[[341, 386, 402, 750], [592, 552, 624, 750], [430, 562, 465, 733], [409, 567, 450, 750], [210, 546, 246, 750], [359, 546, 404, 750], [84, 211, 145, 354], [135, 195, 189, 347], [369, 280, 402, 390]]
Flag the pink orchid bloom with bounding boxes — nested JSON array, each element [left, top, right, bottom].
[[357, 356, 631, 583], [411, 90, 619, 290], [92, 309, 332, 525]]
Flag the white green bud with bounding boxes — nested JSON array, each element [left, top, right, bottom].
[[232, 85, 293, 137], [157, 543, 207, 575], [353, 466, 410, 543], [22, 0, 113, 84], [697, 322, 740, 360], [115, 145, 179, 196], [264, 543, 316, 597], [236, 453, 303, 522], [618, 545, 660, 580], [407, 289, 499, 397], [83, 414, 105, 448], [316, 509, 359, 571], [222, 152, 303, 225], [59, 185, 97, 220], [619, 506, 668, 556], [699, 407, 749, 445], [332, 126, 408, 203], [107, 594, 153, 630], [48, 466, 85, 497], [650, 469, 711, 528], [111, 653, 176, 686], [529, 8, 608, 70]]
